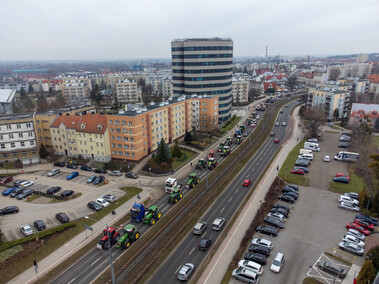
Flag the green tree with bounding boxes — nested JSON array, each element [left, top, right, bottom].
[[19, 87, 26, 98], [367, 246, 379, 271], [28, 83, 34, 93], [357, 260, 376, 284], [171, 140, 182, 158], [184, 132, 193, 143], [333, 108, 340, 121], [39, 143, 49, 159], [369, 154, 379, 179], [192, 127, 198, 141], [100, 79, 107, 90], [14, 159, 23, 169], [155, 138, 171, 164]]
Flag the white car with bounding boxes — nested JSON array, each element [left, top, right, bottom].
[[275, 121, 279, 126], [211, 217, 226, 231], [271, 252, 285, 272], [101, 194, 116, 203], [338, 195, 359, 206], [108, 171, 122, 176], [266, 212, 285, 223], [238, 260, 263, 275], [347, 229, 366, 241], [308, 138, 318, 143], [342, 234, 365, 247], [20, 224, 34, 236], [47, 168, 60, 177], [96, 198, 109, 208], [338, 202, 359, 212], [251, 238, 273, 250], [324, 155, 331, 162], [20, 180, 34, 188], [282, 122, 287, 126]]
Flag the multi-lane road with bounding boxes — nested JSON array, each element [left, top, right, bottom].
[[51, 101, 276, 284], [148, 102, 295, 283]]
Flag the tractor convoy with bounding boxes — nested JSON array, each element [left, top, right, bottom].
[[97, 224, 141, 250], [115, 224, 140, 249], [130, 202, 162, 225], [168, 186, 183, 203], [186, 172, 200, 188]]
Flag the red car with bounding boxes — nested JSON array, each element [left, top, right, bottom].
[[0, 176, 13, 185], [274, 138, 280, 143], [354, 219, 374, 231], [251, 123, 256, 127], [243, 179, 251, 187], [291, 168, 304, 175], [335, 173, 350, 180], [346, 222, 371, 236], [208, 151, 215, 158]]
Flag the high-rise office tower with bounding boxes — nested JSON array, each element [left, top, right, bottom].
[[171, 38, 233, 121]]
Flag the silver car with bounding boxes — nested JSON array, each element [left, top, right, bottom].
[[338, 202, 359, 212], [211, 217, 225, 231], [346, 229, 366, 241], [101, 194, 116, 203], [20, 224, 34, 236], [193, 221, 207, 235], [267, 212, 286, 223], [338, 241, 364, 256], [177, 263, 194, 281], [251, 238, 273, 250], [47, 168, 60, 177], [342, 235, 365, 247]]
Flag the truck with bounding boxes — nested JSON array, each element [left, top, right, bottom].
[[235, 128, 241, 137], [97, 227, 121, 250], [168, 186, 183, 203], [196, 158, 206, 169], [143, 205, 162, 225], [334, 151, 359, 162], [304, 142, 320, 152], [130, 202, 146, 223], [186, 172, 200, 189], [165, 177, 177, 193], [115, 224, 140, 249]]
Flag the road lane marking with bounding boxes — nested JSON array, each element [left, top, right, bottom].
[[236, 188, 239, 193], [221, 207, 225, 213], [229, 197, 232, 202], [91, 258, 100, 266], [189, 247, 195, 255], [202, 232, 207, 238], [175, 265, 181, 274], [67, 278, 76, 284]]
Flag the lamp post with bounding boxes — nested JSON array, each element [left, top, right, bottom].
[[85, 216, 115, 284]]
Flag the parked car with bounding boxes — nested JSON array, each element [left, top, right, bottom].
[[287, 184, 299, 191], [96, 198, 110, 208], [293, 166, 309, 173], [2, 187, 18, 196], [46, 186, 62, 195], [308, 138, 318, 143], [255, 225, 278, 236], [334, 176, 349, 184], [53, 161, 65, 167], [342, 234, 365, 247], [20, 224, 34, 236], [339, 136, 351, 142], [13, 180, 26, 187], [338, 241, 364, 256], [20, 180, 34, 188], [193, 221, 207, 235], [109, 170, 122, 176], [87, 201, 102, 211], [61, 190, 74, 198], [94, 168, 107, 174], [282, 187, 297, 194], [177, 263, 195, 281], [346, 222, 371, 236], [338, 195, 359, 206], [338, 142, 350, 148], [212, 217, 226, 231], [267, 212, 286, 223], [33, 220, 46, 231], [346, 229, 366, 241], [66, 163, 78, 169], [0, 206, 19, 215], [244, 252, 267, 265], [278, 194, 295, 203], [272, 203, 291, 212], [101, 194, 116, 203], [338, 202, 359, 212], [93, 175, 105, 185], [198, 237, 212, 251], [291, 168, 304, 175], [0, 176, 13, 185], [270, 207, 289, 218], [10, 187, 25, 198], [55, 212, 69, 223], [344, 192, 358, 199], [294, 159, 309, 167], [284, 192, 298, 200], [264, 216, 284, 229], [270, 252, 285, 273], [17, 188, 34, 200], [66, 172, 79, 180], [248, 244, 270, 256], [87, 175, 97, 183], [356, 214, 378, 226], [232, 267, 259, 283], [238, 260, 263, 275], [125, 172, 138, 179], [317, 261, 347, 279], [80, 165, 92, 171], [251, 238, 273, 250], [47, 168, 60, 177], [324, 155, 331, 162], [354, 219, 374, 231]]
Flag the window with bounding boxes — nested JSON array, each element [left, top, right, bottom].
[[117, 144, 122, 148], [122, 121, 126, 125], [9, 134, 13, 139], [6, 125, 11, 130], [129, 130, 133, 134], [111, 136, 115, 140], [0, 135, 2, 140], [111, 143, 115, 147], [19, 133, 23, 138], [116, 136, 121, 141], [128, 121, 132, 126], [22, 151, 27, 155], [28, 132, 33, 137], [20, 142, 25, 147], [130, 137, 134, 142], [0, 144, 4, 149], [17, 124, 21, 128], [112, 150, 116, 155], [118, 151, 122, 155], [109, 120, 113, 124]]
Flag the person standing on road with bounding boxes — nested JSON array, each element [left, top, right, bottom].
[[277, 165, 279, 171]]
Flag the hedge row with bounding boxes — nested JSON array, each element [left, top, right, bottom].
[[0, 222, 76, 252]]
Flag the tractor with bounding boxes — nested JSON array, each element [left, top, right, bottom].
[[218, 142, 225, 152], [196, 158, 206, 170], [222, 146, 231, 157], [168, 186, 183, 203], [245, 118, 251, 125], [208, 157, 217, 170], [208, 151, 216, 158], [240, 125, 246, 133], [97, 226, 122, 250], [143, 205, 162, 225], [115, 224, 140, 249], [235, 128, 241, 137], [236, 135, 243, 144], [130, 202, 146, 223], [186, 172, 200, 189], [225, 137, 232, 146]]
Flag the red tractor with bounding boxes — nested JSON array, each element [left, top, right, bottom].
[[97, 227, 122, 250]]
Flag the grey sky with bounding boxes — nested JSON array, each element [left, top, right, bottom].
[[0, 0, 378, 61]]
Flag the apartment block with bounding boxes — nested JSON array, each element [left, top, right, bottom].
[[50, 115, 81, 157], [61, 79, 89, 100], [116, 79, 141, 103], [232, 78, 249, 103]]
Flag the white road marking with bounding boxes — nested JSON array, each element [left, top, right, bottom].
[[67, 278, 76, 284], [175, 265, 181, 274], [202, 232, 207, 238], [91, 258, 100, 266], [236, 189, 239, 193], [189, 247, 195, 255], [221, 207, 225, 213], [229, 197, 232, 202]]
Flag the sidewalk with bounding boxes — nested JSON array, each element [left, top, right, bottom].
[[200, 105, 303, 284], [9, 189, 150, 284]]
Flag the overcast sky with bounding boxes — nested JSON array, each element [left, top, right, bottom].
[[0, 0, 378, 61]]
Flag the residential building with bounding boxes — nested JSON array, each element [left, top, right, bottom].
[[61, 79, 89, 100], [145, 70, 173, 98], [0, 113, 39, 164], [108, 73, 129, 87], [356, 53, 369, 63], [368, 74, 379, 99], [0, 82, 29, 92], [326, 63, 372, 80], [348, 103, 379, 128], [0, 89, 16, 114], [232, 78, 249, 103], [116, 79, 140, 103], [171, 38, 233, 121], [50, 115, 81, 157], [89, 74, 110, 89], [42, 80, 62, 92]]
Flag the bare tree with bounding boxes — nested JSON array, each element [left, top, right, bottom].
[[303, 105, 327, 137], [287, 76, 297, 90], [204, 116, 219, 142], [328, 67, 341, 81], [248, 85, 261, 102]]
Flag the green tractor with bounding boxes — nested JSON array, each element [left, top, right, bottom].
[[168, 186, 183, 203], [186, 172, 200, 189], [240, 125, 246, 133], [218, 142, 225, 152], [222, 145, 231, 157], [143, 205, 162, 225], [115, 224, 140, 249], [196, 158, 206, 170], [225, 137, 232, 146], [208, 157, 217, 170]]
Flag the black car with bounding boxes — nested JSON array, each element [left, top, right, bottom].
[[33, 220, 46, 231], [284, 185, 299, 191], [94, 168, 107, 174], [94, 175, 105, 185], [272, 203, 291, 212], [67, 164, 78, 169], [244, 252, 267, 265], [248, 244, 270, 256], [284, 192, 298, 200], [333, 177, 349, 184], [17, 188, 34, 200], [278, 194, 295, 203], [256, 225, 278, 237], [47, 186, 62, 195], [11, 187, 25, 198], [61, 190, 74, 198], [318, 261, 347, 279], [0, 206, 19, 215], [80, 165, 92, 171], [338, 142, 350, 148], [125, 172, 138, 179], [53, 162, 65, 167], [356, 214, 378, 226], [282, 187, 297, 194], [270, 207, 289, 217], [264, 216, 285, 229], [87, 201, 102, 211], [198, 237, 212, 251], [56, 212, 69, 223]]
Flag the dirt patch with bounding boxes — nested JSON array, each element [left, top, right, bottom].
[[31, 196, 52, 204], [365, 234, 379, 254]]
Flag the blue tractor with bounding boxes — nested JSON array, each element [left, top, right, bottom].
[[130, 202, 146, 223]]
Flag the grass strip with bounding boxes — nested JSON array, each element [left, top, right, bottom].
[[172, 149, 197, 170], [328, 167, 365, 194], [216, 116, 242, 136]]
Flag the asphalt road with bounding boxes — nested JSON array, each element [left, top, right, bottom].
[[50, 102, 280, 284], [147, 103, 295, 284]]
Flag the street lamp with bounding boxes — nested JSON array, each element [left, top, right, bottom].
[[85, 216, 115, 284]]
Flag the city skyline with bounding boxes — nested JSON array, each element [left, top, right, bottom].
[[0, 0, 378, 61]]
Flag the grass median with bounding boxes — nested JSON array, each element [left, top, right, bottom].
[[216, 116, 242, 136], [328, 167, 365, 194]]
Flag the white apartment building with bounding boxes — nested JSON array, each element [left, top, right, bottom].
[[232, 77, 249, 103], [116, 79, 141, 103], [61, 80, 89, 100]]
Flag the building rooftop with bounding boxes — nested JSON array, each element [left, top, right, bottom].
[[172, 37, 232, 43], [0, 89, 16, 103], [0, 112, 34, 122]]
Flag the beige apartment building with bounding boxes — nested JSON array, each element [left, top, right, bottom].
[[115, 79, 141, 103], [232, 78, 249, 103], [61, 80, 89, 100]]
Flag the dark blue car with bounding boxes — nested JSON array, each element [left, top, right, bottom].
[[2, 187, 18, 196], [67, 172, 79, 180]]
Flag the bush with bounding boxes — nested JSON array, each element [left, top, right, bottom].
[[367, 246, 379, 271], [184, 132, 192, 143], [357, 260, 376, 284], [171, 141, 182, 158]]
